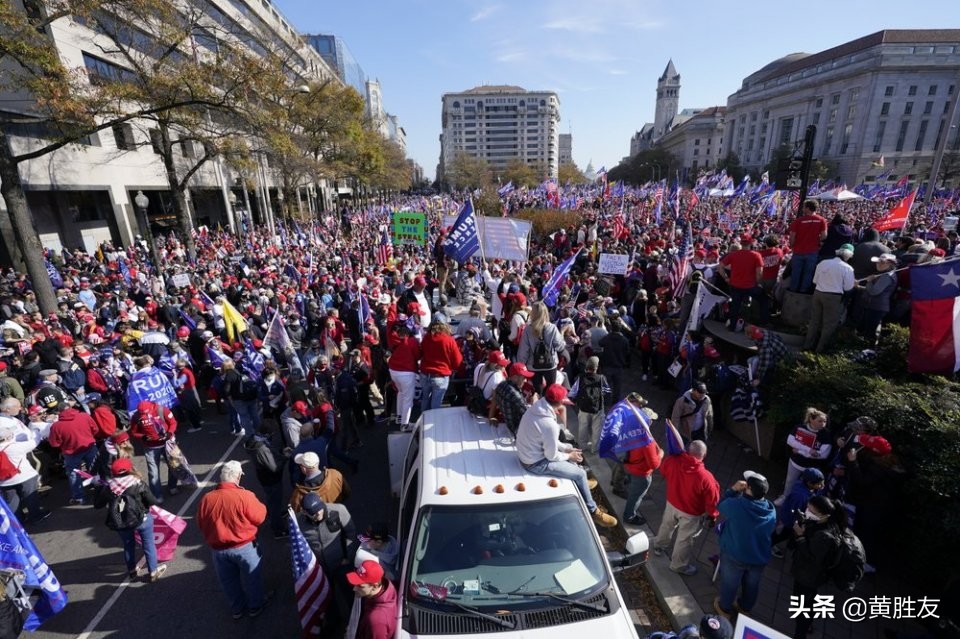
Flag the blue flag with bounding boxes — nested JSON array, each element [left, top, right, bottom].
[[598, 399, 654, 460], [199, 290, 216, 311], [0, 499, 68, 630], [44, 258, 63, 289], [178, 308, 196, 331], [126, 366, 179, 412], [542, 248, 581, 308], [243, 340, 265, 382], [206, 346, 229, 369], [118, 258, 132, 286], [442, 199, 481, 262]]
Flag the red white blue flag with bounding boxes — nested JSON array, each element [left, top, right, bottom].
[[908, 260, 960, 373], [287, 507, 331, 638]]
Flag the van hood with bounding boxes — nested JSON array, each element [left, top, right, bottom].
[[398, 603, 638, 638]]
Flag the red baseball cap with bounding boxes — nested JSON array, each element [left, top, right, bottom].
[[487, 351, 510, 367], [544, 383, 574, 406], [858, 434, 893, 456], [507, 362, 534, 378], [413, 276, 427, 288], [111, 458, 133, 476], [292, 400, 310, 415], [346, 560, 384, 586], [408, 302, 427, 317]]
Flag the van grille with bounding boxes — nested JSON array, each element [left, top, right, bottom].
[[406, 591, 612, 634]]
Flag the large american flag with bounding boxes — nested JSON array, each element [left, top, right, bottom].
[[612, 212, 627, 240], [287, 507, 331, 637], [668, 223, 694, 299], [376, 225, 393, 265]]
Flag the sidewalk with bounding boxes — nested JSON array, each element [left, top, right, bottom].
[[578, 373, 929, 639]]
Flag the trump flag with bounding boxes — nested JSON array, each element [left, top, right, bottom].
[[442, 199, 481, 263], [908, 260, 960, 373], [598, 399, 654, 460]]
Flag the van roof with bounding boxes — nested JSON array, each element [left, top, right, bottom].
[[416, 407, 580, 507]]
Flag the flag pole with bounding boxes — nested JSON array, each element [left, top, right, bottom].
[[470, 196, 487, 266]]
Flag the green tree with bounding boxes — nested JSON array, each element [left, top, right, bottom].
[[500, 158, 538, 189], [609, 148, 679, 185], [716, 152, 746, 183], [446, 152, 490, 190], [809, 158, 836, 181], [558, 163, 588, 185]]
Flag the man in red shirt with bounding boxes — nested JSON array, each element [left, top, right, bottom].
[[718, 236, 766, 331], [48, 399, 99, 504], [419, 320, 463, 412], [130, 400, 179, 502], [196, 460, 271, 620], [347, 560, 398, 639], [788, 200, 828, 293]]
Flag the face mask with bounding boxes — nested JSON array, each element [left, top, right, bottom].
[[803, 509, 825, 522], [264, 376, 276, 385]]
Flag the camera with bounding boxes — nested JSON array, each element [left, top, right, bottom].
[[792, 509, 806, 527]]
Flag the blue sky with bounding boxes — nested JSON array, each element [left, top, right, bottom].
[[273, 0, 956, 181]]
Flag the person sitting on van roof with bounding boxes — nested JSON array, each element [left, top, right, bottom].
[[515, 384, 617, 528], [492, 362, 535, 434]]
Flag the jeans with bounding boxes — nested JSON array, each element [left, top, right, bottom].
[[605, 367, 624, 404], [717, 554, 765, 613], [576, 411, 604, 452], [144, 445, 177, 501], [231, 400, 261, 436], [789, 252, 819, 293], [177, 388, 204, 430], [1, 475, 43, 521], [211, 542, 266, 615], [420, 374, 450, 412], [390, 370, 418, 426], [523, 458, 597, 512], [858, 308, 887, 344], [531, 368, 557, 394], [64, 445, 99, 501], [623, 473, 653, 520], [116, 515, 158, 574]]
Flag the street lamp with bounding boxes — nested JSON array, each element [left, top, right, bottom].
[[133, 190, 161, 270]]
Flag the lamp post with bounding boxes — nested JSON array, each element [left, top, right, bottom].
[[133, 190, 162, 271]]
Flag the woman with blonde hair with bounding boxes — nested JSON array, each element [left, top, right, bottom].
[[775, 407, 833, 506], [517, 301, 566, 391]]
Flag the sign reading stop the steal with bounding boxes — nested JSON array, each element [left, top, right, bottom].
[[392, 210, 427, 245]]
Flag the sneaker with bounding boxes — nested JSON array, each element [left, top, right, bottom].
[[128, 568, 141, 580], [169, 488, 180, 496], [149, 564, 167, 582], [234, 430, 246, 437], [624, 514, 647, 526], [671, 564, 698, 576], [248, 590, 275, 617], [187, 426, 202, 433], [587, 478, 599, 490], [30, 510, 52, 524], [232, 611, 245, 621], [714, 596, 732, 619], [591, 508, 617, 528], [652, 546, 666, 557]]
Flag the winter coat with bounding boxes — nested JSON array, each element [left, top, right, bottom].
[[659, 452, 720, 518], [717, 489, 777, 565]]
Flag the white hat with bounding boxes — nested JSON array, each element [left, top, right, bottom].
[[294, 451, 320, 469], [377, 293, 391, 305]]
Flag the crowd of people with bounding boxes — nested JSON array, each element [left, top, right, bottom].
[[0, 183, 952, 637]]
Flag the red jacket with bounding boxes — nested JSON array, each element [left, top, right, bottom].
[[358, 579, 398, 639], [91, 404, 118, 439], [387, 336, 420, 373], [624, 442, 663, 478], [86, 368, 110, 393], [196, 482, 266, 550], [419, 333, 463, 376], [659, 452, 720, 518], [131, 404, 177, 447], [48, 408, 98, 455]]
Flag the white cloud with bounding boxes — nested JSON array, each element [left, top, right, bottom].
[[542, 17, 604, 33], [496, 51, 527, 62], [470, 4, 501, 21]]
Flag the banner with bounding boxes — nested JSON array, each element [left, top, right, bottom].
[[597, 399, 654, 459], [598, 253, 630, 275], [443, 216, 531, 261], [44, 258, 63, 289], [136, 505, 188, 562], [126, 366, 179, 412], [392, 210, 428, 245], [441, 199, 481, 262]]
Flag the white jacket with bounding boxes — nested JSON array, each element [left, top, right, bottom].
[[0, 419, 40, 487]]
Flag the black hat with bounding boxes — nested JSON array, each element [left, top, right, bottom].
[[743, 470, 770, 499], [700, 614, 733, 639]]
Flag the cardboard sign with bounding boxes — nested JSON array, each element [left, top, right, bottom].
[[171, 273, 191, 288], [598, 253, 630, 275], [392, 210, 427, 245]]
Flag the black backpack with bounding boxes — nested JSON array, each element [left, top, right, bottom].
[[105, 487, 146, 531], [828, 529, 867, 591], [113, 408, 131, 431], [531, 326, 554, 370], [466, 370, 498, 416], [575, 374, 604, 414], [239, 375, 259, 401]]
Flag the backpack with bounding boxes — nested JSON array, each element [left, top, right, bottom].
[[105, 487, 146, 531], [827, 529, 866, 591], [575, 375, 604, 414], [531, 325, 554, 370], [466, 369, 497, 416], [239, 375, 258, 401], [335, 372, 358, 409], [0, 380, 11, 401], [113, 408, 131, 431]]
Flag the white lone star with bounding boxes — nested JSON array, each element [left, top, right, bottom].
[[939, 269, 960, 289]]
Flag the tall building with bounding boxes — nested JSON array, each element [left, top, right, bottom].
[[303, 34, 367, 98], [630, 60, 686, 154], [724, 30, 960, 186], [440, 85, 561, 179], [558, 133, 573, 166], [656, 107, 727, 177], [0, 0, 341, 260]]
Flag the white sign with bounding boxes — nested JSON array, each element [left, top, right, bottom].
[[945, 216, 958, 232], [443, 216, 531, 262], [171, 273, 191, 288], [733, 613, 791, 639], [598, 253, 630, 275]]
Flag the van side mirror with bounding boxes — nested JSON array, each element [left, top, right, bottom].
[[607, 532, 650, 573]]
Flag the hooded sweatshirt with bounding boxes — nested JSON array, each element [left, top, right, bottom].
[[515, 397, 572, 465], [658, 452, 720, 518], [358, 579, 398, 639], [717, 489, 777, 565]]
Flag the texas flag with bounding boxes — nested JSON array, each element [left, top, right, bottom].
[[909, 260, 960, 373]]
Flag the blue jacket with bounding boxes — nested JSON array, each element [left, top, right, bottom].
[[778, 483, 824, 529], [717, 489, 776, 565]]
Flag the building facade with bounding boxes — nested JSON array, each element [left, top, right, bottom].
[[440, 85, 561, 180], [630, 61, 682, 154], [304, 34, 367, 98], [656, 107, 727, 177], [724, 30, 960, 186], [559, 133, 573, 166], [0, 0, 342, 260]]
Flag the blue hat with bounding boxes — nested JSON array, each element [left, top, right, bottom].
[[800, 468, 825, 484], [301, 493, 326, 516]]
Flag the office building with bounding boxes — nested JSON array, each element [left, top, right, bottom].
[[656, 107, 727, 176], [559, 133, 573, 166], [304, 34, 367, 98]]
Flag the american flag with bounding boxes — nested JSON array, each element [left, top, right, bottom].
[[287, 507, 331, 637], [653, 182, 665, 224], [376, 226, 393, 265], [612, 212, 627, 240], [668, 223, 694, 299]]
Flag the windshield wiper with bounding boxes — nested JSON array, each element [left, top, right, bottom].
[[450, 602, 517, 630], [508, 590, 608, 613]]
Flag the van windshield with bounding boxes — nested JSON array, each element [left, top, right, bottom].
[[406, 496, 609, 609]]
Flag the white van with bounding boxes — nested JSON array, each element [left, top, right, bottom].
[[391, 407, 649, 638]]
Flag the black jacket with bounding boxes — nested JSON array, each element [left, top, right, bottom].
[[791, 521, 841, 588], [244, 436, 284, 486]]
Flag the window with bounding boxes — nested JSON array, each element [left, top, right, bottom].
[[908, 85, 918, 96], [695, 139, 700, 145], [884, 86, 894, 97], [815, 97, 823, 108], [831, 93, 841, 105], [693, 149, 699, 156], [934, 119, 946, 149], [751, 112, 757, 121], [847, 105, 856, 120], [763, 110, 769, 119], [112, 123, 136, 151], [179, 139, 195, 158], [945, 101, 952, 115], [148, 128, 163, 154], [881, 102, 890, 116], [923, 101, 933, 115], [823, 126, 834, 155], [915, 120, 929, 151], [829, 108, 838, 123], [840, 124, 853, 154], [950, 85, 956, 96], [904, 102, 913, 115], [82, 52, 135, 85], [873, 120, 886, 152], [895, 120, 909, 151], [850, 87, 860, 103], [812, 112, 821, 125], [779, 117, 794, 145], [929, 85, 938, 96]]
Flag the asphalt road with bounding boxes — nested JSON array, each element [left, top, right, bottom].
[[26, 407, 395, 639]]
